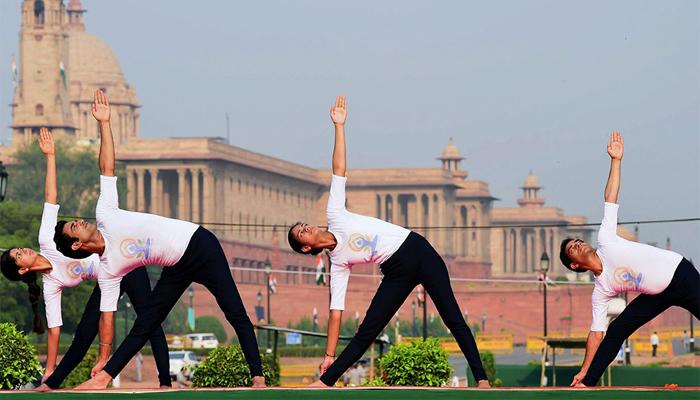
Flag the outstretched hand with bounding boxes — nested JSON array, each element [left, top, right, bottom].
[[92, 89, 111, 122], [607, 130, 623, 160], [330, 95, 346, 126], [38, 127, 55, 156]]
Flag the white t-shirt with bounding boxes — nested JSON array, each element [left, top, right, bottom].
[[96, 175, 199, 312], [327, 175, 410, 310], [590, 202, 683, 331], [39, 203, 100, 328]]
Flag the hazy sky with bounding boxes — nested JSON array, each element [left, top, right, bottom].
[[1, 1, 698, 260]]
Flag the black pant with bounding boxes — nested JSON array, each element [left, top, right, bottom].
[[582, 258, 699, 386], [321, 232, 487, 386], [45, 267, 170, 388], [103, 227, 263, 379], [652, 344, 657, 357]]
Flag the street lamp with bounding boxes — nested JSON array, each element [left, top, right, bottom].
[[0, 161, 8, 202], [264, 257, 272, 348], [411, 301, 417, 336], [540, 251, 550, 338]]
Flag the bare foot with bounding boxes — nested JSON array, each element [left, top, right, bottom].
[[34, 383, 51, 392], [477, 380, 491, 388], [307, 380, 331, 388], [252, 376, 266, 388], [75, 371, 112, 390], [574, 382, 587, 388], [160, 385, 172, 389]]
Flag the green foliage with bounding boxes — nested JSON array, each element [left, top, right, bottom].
[[162, 299, 190, 335], [191, 345, 279, 387], [554, 275, 569, 282], [0, 323, 43, 389], [470, 350, 502, 387], [379, 338, 452, 387], [0, 201, 42, 250], [5, 141, 102, 215], [361, 377, 388, 387], [0, 272, 38, 333], [195, 316, 228, 343], [60, 348, 96, 388]]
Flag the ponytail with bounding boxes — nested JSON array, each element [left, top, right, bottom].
[[23, 272, 45, 334], [1, 249, 46, 334]]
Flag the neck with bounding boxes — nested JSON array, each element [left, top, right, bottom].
[[316, 230, 338, 252], [32, 255, 53, 274], [83, 230, 106, 256], [586, 251, 603, 276]]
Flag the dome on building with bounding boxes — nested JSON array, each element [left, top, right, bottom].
[[67, 31, 126, 85], [439, 138, 464, 160], [522, 171, 541, 189]]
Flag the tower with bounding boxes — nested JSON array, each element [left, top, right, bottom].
[[12, 0, 76, 146], [438, 138, 468, 180], [517, 171, 545, 207]]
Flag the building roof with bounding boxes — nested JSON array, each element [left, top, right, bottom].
[[438, 138, 464, 160]]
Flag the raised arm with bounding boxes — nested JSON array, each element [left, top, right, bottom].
[[93, 90, 115, 177], [604, 131, 623, 204], [39, 128, 57, 204], [330, 95, 347, 177]]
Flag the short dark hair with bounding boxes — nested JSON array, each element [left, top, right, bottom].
[[53, 220, 92, 259], [287, 222, 322, 256], [559, 238, 587, 274], [0, 248, 46, 334]]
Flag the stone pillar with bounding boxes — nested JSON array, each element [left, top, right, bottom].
[[535, 230, 542, 273], [203, 167, 215, 224], [191, 168, 201, 223], [126, 168, 135, 210], [392, 193, 400, 226], [150, 168, 159, 215], [136, 169, 145, 212], [177, 168, 187, 220]]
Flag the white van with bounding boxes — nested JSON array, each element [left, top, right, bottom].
[[186, 333, 219, 349]]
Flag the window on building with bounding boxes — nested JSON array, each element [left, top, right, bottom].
[[34, 0, 45, 25], [35, 104, 44, 116]]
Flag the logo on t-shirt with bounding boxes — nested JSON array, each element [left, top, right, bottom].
[[66, 259, 97, 280], [120, 238, 152, 260], [614, 267, 643, 291], [349, 233, 378, 257]]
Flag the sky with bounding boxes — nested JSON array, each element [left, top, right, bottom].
[[1, 0, 698, 260]]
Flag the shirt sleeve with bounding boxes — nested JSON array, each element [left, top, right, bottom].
[[590, 287, 611, 332], [98, 267, 122, 312], [96, 175, 119, 220], [326, 175, 347, 219], [38, 203, 60, 251], [43, 281, 63, 328], [329, 263, 351, 311], [597, 202, 619, 245]]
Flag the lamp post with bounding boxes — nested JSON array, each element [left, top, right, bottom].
[[411, 301, 417, 336], [0, 161, 8, 202], [481, 309, 486, 333], [188, 286, 194, 309], [540, 251, 550, 338], [264, 257, 272, 348]]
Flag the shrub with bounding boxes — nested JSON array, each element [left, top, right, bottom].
[[191, 345, 279, 387], [470, 350, 502, 387], [195, 316, 228, 343], [379, 338, 452, 386], [0, 323, 43, 389], [60, 348, 97, 388]]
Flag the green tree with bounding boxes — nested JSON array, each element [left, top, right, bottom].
[[195, 316, 228, 343]]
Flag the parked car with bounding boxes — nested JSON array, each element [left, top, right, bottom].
[[169, 351, 200, 380], [186, 333, 219, 349]]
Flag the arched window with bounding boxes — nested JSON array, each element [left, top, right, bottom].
[[35, 104, 44, 116], [34, 0, 45, 25]]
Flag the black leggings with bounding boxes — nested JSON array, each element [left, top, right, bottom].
[[321, 232, 487, 386], [582, 258, 699, 386], [45, 267, 170, 388], [103, 227, 263, 379]]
